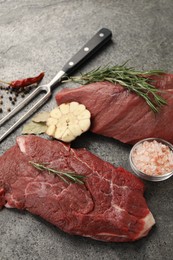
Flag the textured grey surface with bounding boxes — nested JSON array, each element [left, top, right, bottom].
[[0, 0, 173, 259]]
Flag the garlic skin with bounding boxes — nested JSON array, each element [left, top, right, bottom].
[[46, 102, 91, 142]]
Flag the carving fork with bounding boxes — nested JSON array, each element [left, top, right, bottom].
[[0, 28, 112, 143]]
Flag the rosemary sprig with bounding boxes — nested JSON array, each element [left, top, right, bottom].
[[29, 161, 85, 185], [63, 64, 167, 113]]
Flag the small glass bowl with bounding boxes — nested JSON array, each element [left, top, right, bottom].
[[129, 138, 173, 182]]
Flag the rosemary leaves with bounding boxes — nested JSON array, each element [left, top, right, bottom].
[[29, 161, 85, 184], [63, 64, 167, 113]]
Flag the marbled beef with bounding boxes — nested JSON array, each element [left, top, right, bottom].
[[0, 135, 155, 242]]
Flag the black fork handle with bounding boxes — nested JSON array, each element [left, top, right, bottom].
[[62, 28, 112, 75]]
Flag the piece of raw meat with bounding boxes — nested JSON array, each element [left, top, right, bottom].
[[0, 135, 155, 242], [55, 73, 173, 144]]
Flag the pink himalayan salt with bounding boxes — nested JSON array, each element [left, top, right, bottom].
[[132, 140, 173, 176]]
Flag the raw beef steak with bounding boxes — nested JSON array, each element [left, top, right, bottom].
[[0, 135, 155, 242], [56, 73, 173, 144]]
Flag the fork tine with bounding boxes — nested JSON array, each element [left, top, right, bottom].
[[0, 90, 51, 143], [0, 86, 44, 126]]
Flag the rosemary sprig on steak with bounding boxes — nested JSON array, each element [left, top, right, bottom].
[[29, 161, 85, 184], [63, 64, 167, 113]]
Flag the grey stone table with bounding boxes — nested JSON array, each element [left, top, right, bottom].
[[0, 0, 173, 259]]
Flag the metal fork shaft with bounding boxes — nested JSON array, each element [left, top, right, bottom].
[[0, 70, 65, 127], [0, 71, 65, 143], [0, 89, 51, 142], [0, 86, 44, 126]]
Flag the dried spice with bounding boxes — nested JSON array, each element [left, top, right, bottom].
[[0, 72, 44, 115], [0, 72, 44, 89], [22, 121, 47, 135]]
